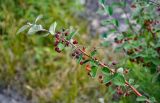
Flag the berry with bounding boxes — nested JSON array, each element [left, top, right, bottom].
[[65, 41, 70, 46], [55, 34, 59, 39], [124, 92, 130, 97], [75, 50, 80, 54], [54, 42, 58, 46], [98, 75, 103, 79], [73, 40, 78, 44], [105, 81, 112, 87], [56, 32, 61, 34], [62, 28, 65, 32], [86, 64, 91, 71], [80, 61, 83, 65], [71, 53, 75, 57], [65, 32, 69, 36], [55, 47, 61, 53], [76, 55, 79, 59], [112, 61, 117, 65], [124, 69, 129, 74], [131, 4, 136, 8]]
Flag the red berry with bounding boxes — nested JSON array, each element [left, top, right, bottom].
[[80, 61, 83, 65], [73, 40, 78, 44], [65, 41, 70, 46], [54, 42, 58, 46]]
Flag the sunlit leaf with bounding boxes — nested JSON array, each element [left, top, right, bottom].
[[27, 24, 45, 35], [16, 25, 30, 35], [35, 15, 43, 23], [49, 22, 57, 35]]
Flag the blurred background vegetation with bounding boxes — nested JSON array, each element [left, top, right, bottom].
[[0, 0, 160, 103]]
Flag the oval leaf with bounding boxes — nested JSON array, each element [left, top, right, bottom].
[[27, 24, 44, 35], [112, 73, 125, 86], [136, 96, 147, 102], [16, 25, 30, 35], [102, 67, 110, 75], [49, 22, 57, 35], [90, 66, 97, 78]]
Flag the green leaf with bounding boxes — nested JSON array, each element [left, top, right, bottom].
[[90, 66, 97, 78], [151, 58, 160, 65], [99, 0, 105, 4], [58, 43, 65, 50], [91, 50, 97, 57], [16, 25, 30, 35], [100, 20, 112, 26], [150, 97, 156, 103], [101, 41, 111, 47], [103, 75, 113, 84], [49, 22, 57, 35], [67, 31, 76, 40], [129, 79, 134, 84], [136, 96, 147, 102], [77, 54, 83, 64], [113, 19, 119, 27], [113, 73, 125, 86], [101, 32, 108, 38], [105, 6, 113, 15], [102, 67, 110, 75], [90, 59, 99, 67], [103, 73, 118, 84]]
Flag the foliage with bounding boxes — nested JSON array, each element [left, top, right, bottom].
[[1, 0, 160, 102]]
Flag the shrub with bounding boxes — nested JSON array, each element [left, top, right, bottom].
[[17, 0, 160, 102]]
